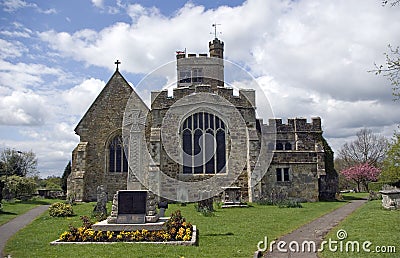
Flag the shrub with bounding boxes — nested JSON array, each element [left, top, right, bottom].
[[256, 199, 274, 206], [368, 181, 400, 192], [278, 199, 303, 208], [164, 210, 193, 240], [49, 202, 74, 217], [256, 198, 303, 208]]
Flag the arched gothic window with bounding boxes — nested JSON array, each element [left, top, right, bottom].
[[181, 112, 227, 174], [109, 135, 128, 172], [285, 142, 292, 150]]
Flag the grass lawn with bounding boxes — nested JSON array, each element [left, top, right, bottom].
[[4, 201, 346, 258], [0, 198, 59, 226], [341, 192, 369, 200], [320, 200, 400, 258]]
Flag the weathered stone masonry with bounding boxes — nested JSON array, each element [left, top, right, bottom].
[[67, 71, 132, 201], [68, 38, 338, 202]]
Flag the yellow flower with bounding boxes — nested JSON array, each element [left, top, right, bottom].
[[59, 231, 69, 240], [107, 231, 114, 239]]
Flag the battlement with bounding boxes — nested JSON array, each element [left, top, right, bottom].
[[176, 53, 210, 59], [265, 117, 322, 132], [150, 84, 255, 110]]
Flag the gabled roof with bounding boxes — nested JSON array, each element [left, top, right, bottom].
[[74, 69, 146, 135]]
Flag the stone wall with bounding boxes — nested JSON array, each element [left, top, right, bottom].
[[68, 70, 133, 201], [149, 83, 257, 201], [258, 118, 336, 202]]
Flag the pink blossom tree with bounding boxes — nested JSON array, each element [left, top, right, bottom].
[[341, 163, 381, 192]]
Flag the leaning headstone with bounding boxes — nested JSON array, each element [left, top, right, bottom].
[[158, 200, 168, 217], [93, 185, 107, 220]]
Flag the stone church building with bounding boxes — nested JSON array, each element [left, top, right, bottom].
[[67, 38, 338, 202]]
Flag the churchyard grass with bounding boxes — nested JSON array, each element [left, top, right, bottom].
[[0, 198, 59, 226], [4, 201, 346, 258], [320, 200, 400, 258], [341, 192, 369, 200]]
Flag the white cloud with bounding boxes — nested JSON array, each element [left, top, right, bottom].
[[0, 90, 48, 125], [0, 60, 65, 91], [2, 0, 35, 12], [38, 0, 400, 146], [0, 39, 28, 58], [62, 78, 104, 116], [91, 0, 104, 8], [0, 30, 31, 38], [2, 0, 56, 14], [1, 134, 78, 177]]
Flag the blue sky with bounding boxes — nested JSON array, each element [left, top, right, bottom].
[[1, 0, 400, 178]]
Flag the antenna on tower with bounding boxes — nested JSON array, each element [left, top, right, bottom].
[[211, 23, 222, 39]]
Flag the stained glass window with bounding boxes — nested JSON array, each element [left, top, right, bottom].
[[109, 135, 128, 173], [181, 112, 227, 174]]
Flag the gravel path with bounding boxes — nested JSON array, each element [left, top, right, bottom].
[[0, 205, 50, 257], [257, 199, 367, 258]]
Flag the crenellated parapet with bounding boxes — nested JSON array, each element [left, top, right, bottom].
[[264, 117, 322, 132], [151, 85, 255, 110]]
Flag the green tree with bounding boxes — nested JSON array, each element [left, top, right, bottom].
[[1, 175, 37, 200], [61, 161, 71, 194], [39, 176, 62, 191], [380, 131, 400, 182], [0, 148, 38, 177]]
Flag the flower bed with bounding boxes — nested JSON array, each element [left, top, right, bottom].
[[50, 210, 198, 245]]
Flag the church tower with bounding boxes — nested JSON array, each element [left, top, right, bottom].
[[176, 38, 224, 88], [209, 38, 224, 59]]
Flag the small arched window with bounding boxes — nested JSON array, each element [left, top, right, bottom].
[[285, 142, 292, 150], [181, 112, 227, 174], [276, 142, 283, 150], [109, 135, 128, 173]]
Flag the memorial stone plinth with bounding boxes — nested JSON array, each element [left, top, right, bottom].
[[92, 190, 167, 232]]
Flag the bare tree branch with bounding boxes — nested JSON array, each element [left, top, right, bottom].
[[372, 45, 400, 100], [338, 128, 389, 168]]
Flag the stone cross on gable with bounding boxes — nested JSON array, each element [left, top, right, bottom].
[[124, 110, 146, 132], [115, 60, 121, 70]]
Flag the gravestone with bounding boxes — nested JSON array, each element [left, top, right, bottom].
[[93, 185, 107, 220], [158, 201, 168, 217], [221, 187, 247, 208]]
